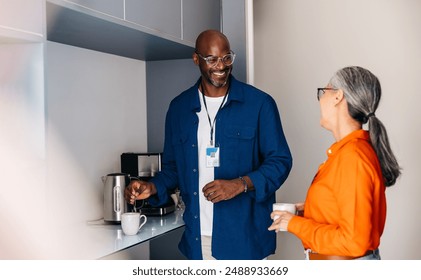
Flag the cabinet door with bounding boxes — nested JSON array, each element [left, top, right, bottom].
[[0, 0, 44, 42], [125, 0, 182, 39], [183, 0, 221, 44], [65, 0, 125, 19]]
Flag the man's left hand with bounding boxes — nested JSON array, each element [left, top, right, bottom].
[[202, 178, 245, 203]]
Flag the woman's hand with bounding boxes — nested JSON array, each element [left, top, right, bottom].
[[268, 210, 295, 232]]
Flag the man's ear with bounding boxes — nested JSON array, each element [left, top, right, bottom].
[[193, 53, 199, 65]]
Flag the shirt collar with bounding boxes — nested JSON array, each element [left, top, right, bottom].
[[326, 129, 370, 157]]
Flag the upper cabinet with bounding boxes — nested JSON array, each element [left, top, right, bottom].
[[46, 0, 221, 61], [125, 0, 182, 40], [0, 0, 45, 43], [63, 0, 125, 19], [183, 0, 221, 45]]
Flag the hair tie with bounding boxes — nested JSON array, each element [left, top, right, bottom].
[[366, 112, 376, 119], [362, 112, 376, 124]]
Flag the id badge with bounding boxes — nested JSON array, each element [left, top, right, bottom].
[[206, 146, 220, 168]]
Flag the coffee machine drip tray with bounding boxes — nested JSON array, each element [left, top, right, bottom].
[[130, 200, 176, 216]]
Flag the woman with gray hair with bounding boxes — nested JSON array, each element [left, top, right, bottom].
[[269, 66, 401, 260]]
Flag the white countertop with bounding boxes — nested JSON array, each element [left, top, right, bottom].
[[49, 209, 185, 259]]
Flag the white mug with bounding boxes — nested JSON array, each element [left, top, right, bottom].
[[121, 212, 147, 235], [272, 203, 296, 231]]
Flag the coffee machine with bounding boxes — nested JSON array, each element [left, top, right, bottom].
[[121, 152, 176, 216]]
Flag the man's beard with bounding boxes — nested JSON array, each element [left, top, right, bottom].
[[205, 68, 231, 88]]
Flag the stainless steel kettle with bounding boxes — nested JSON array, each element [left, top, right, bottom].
[[102, 173, 130, 223]]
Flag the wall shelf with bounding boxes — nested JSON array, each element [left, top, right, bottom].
[[0, 26, 44, 43]]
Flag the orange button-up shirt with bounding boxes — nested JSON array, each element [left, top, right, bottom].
[[288, 130, 386, 257]]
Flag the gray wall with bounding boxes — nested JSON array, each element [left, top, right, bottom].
[[146, 59, 198, 152], [222, 0, 247, 83], [254, 0, 421, 260]]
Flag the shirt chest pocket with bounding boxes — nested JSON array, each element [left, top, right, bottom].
[[224, 125, 256, 139], [223, 125, 256, 160], [170, 132, 190, 175]]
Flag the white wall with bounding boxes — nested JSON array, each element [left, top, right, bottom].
[[0, 43, 48, 259], [0, 40, 147, 259], [44, 42, 148, 258], [253, 0, 421, 260], [0, 0, 46, 259]]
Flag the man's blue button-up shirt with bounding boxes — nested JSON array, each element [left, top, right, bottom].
[[150, 76, 292, 260]]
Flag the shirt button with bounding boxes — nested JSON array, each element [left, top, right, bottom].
[[192, 144, 196, 148], [193, 168, 197, 172], [195, 237, 199, 241], [194, 215, 198, 219], [194, 192, 197, 196]]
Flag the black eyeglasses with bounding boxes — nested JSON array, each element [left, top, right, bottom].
[[195, 51, 236, 68], [317, 87, 338, 101]]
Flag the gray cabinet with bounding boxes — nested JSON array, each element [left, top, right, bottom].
[[64, 0, 125, 19], [46, 0, 194, 61], [125, 0, 182, 40], [150, 227, 186, 259], [125, 0, 221, 44], [183, 0, 221, 44], [46, 0, 221, 60]]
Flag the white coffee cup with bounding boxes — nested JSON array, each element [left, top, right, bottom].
[[121, 212, 147, 235], [272, 203, 296, 231]]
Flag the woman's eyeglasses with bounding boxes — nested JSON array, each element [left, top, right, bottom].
[[317, 87, 338, 101]]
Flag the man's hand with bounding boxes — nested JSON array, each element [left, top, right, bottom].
[[202, 178, 246, 203], [124, 180, 157, 204]]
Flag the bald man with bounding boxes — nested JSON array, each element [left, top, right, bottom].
[[125, 30, 292, 260]]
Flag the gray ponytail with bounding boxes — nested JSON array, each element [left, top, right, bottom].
[[329, 66, 401, 187]]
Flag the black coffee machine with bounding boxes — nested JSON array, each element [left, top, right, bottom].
[[121, 152, 176, 216]]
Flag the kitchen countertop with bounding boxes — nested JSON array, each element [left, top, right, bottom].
[[60, 209, 185, 259]]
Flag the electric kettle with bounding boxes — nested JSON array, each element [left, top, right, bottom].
[[102, 173, 130, 223]]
